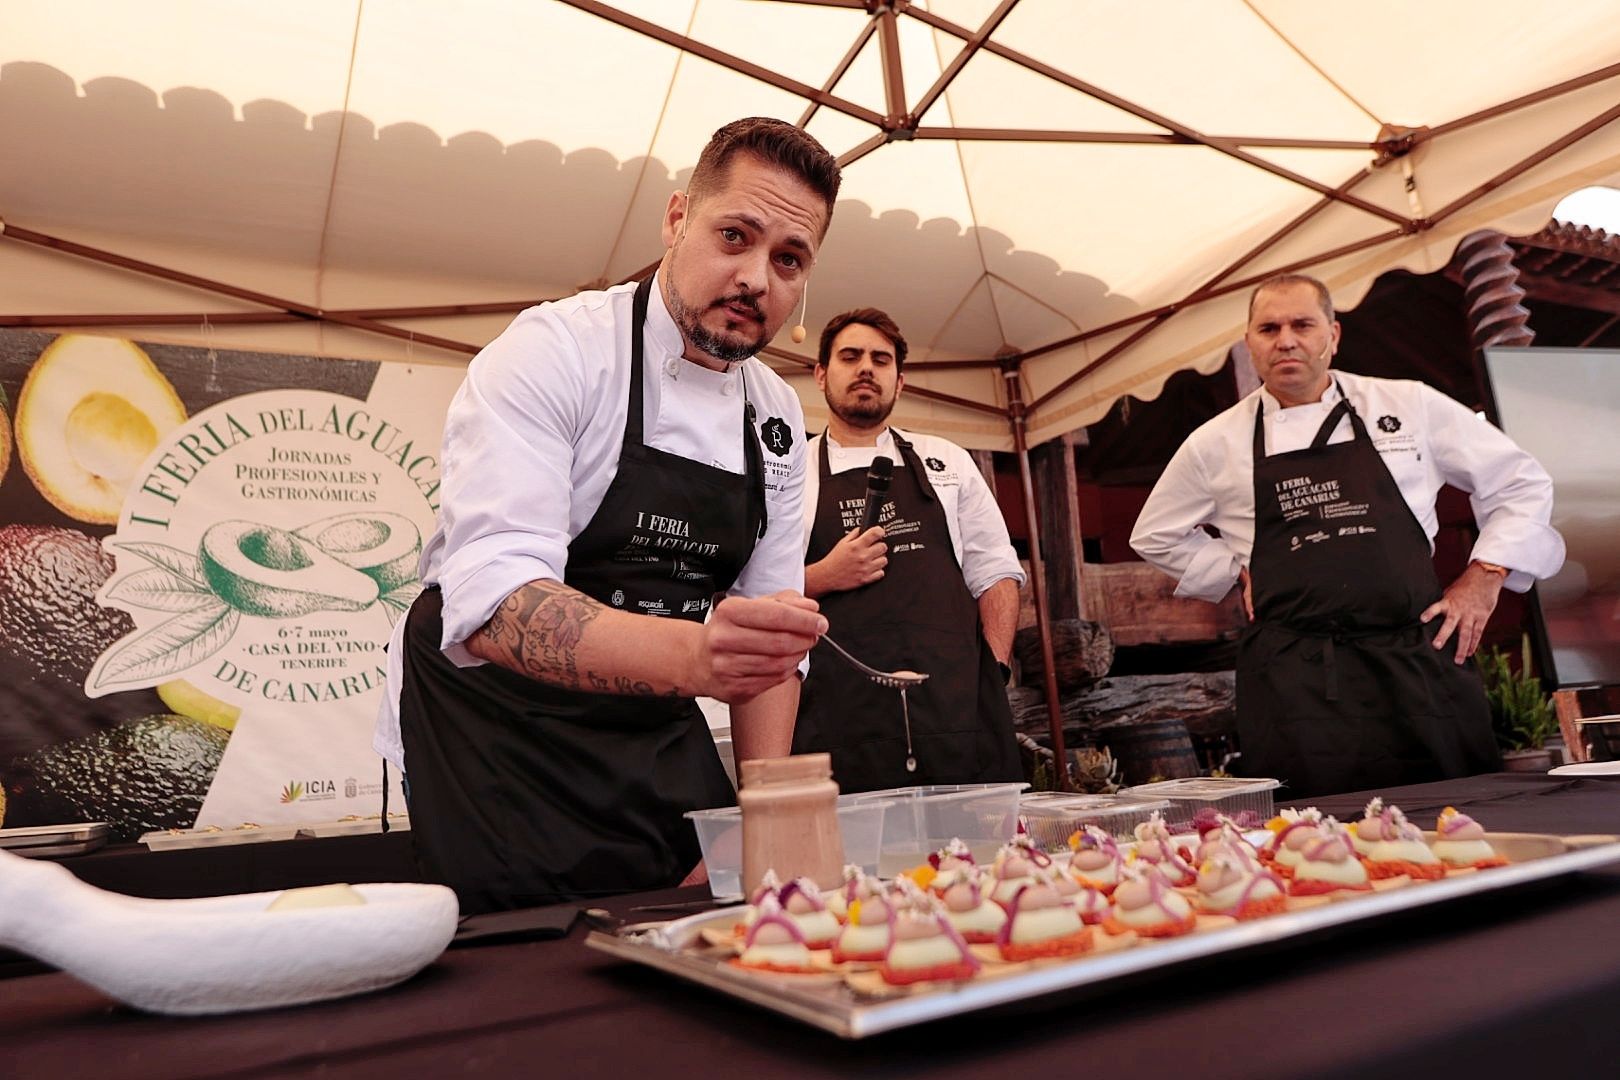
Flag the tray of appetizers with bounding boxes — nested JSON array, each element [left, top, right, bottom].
[[584, 801, 1620, 1038]]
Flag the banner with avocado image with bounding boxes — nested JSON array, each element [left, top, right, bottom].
[[0, 330, 465, 840]]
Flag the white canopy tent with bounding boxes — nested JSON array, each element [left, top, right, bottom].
[[5, 0, 1620, 448]]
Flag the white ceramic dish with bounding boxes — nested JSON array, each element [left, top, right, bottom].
[[0, 847, 458, 1014]]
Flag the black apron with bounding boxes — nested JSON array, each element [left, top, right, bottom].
[[793, 431, 1022, 793], [1236, 385, 1500, 799], [397, 276, 764, 914]]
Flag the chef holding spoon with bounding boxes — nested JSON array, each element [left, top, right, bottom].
[[794, 308, 1024, 792]]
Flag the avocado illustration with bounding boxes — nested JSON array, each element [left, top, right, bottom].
[[157, 678, 242, 731], [14, 335, 187, 524], [0, 524, 134, 685], [294, 512, 421, 594], [4, 714, 229, 840], [199, 520, 380, 617]]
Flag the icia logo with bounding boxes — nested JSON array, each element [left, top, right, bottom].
[[281, 778, 336, 803]]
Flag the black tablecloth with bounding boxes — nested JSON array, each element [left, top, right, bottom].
[[3, 774, 1618, 1079]]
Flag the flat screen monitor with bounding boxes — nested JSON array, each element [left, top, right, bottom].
[[1483, 346, 1620, 687]]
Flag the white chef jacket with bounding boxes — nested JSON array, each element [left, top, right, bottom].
[[1130, 370, 1565, 604], [374, 275, 808, 767], [803, 427, 1025, 598]]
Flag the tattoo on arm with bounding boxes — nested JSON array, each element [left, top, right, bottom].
[[475, 580, 603, 690]]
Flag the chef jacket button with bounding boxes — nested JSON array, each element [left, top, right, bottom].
[[665, 357, 680, 378], [1275, 413, 1286, 424], [722, 379, 736, 396]]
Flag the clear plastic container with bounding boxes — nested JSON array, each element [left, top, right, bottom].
[[1121, 777, 1280, 832], [686, 800, 890, 900], [842, 783, 1027, 877], [1017, 792, 1172, 852]]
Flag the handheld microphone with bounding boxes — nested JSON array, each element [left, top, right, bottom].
[[859, 456, 893, 532]]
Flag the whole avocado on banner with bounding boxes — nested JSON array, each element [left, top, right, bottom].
[[0, 329, 455, 837]]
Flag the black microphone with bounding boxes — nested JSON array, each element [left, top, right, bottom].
[[859, 456, 893, 532]]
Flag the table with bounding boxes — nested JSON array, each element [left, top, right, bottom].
[[3, 773, 1619, 1079]]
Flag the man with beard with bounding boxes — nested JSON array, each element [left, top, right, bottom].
[[376, 118, 838, 913], [792, 308, 1024, 792], [1132, 273, 1564, 798]]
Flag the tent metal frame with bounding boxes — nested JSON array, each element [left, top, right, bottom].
[[6, 0, 1620, 784]]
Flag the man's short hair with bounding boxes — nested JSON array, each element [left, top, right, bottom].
[[1248, 273, 1335, 323], [818, 308, 908, 372], [687, 118, 841, 226]]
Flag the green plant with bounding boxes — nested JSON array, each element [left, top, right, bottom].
[[1479, 634, 1557, 752]]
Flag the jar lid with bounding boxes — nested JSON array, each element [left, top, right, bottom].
[[739, 752, 832, 789]]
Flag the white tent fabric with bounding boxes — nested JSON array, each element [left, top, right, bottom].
[[4, 0, 1620, 449]]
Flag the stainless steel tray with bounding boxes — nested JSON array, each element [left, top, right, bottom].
[[585, 832, 1620, 1039], [0, 822, 109, 858]]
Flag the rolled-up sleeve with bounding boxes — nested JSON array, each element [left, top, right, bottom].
[[1425, 387, 1566, 591], [432, 310, 586, 661], [952, 446, 1024, 598], [1131, 438, 1243, 603]]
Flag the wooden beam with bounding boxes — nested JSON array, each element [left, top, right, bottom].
[[1029, 432, 1085, 622]]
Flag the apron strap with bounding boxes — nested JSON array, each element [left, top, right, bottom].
[[624, 276, 654, 451], [1252, 380, 1358, 458], [816, 428, 938, 507], [890, 431, 938, 506], [627, 275, 766, 540]]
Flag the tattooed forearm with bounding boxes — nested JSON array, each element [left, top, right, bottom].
[[472, 580, 604, 690]]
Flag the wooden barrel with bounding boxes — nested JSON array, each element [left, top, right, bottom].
[[1101, 717, 1200, 785]]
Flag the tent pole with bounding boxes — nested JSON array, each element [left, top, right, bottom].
[[1002, 360, 1070, 791]]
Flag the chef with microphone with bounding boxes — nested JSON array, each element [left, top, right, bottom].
[[1131, 274, 1564, 798], [794, 307, 1025, 792]]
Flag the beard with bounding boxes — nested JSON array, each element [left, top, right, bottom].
[[829, 382, 896, 427], [664, 256, 769, 365]]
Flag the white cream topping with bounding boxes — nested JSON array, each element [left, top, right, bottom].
[[887, 935, 964, 970], [1008, 904, 1083, 944], [836, 922, 891, 955], [739, 940, 812, 967], [991, 876, 1035, 905], [1200, 874, 1282, 910], [1294, 856, 1368, 886], [1368, 839, 1439, 865], [790, 910, 841, 942], [1430, 838, 1497, 865], [944, 902, 1007, 935], [1113, 890, 1192, 927]]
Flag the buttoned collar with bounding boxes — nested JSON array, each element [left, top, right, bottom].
[[824, 426, 896, 454], [1258, 376, 1343, 416], [644, 272, 689, 361]]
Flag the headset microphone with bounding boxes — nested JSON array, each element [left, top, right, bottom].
[[859, 456, 893, 532], [790, 280, 810, 344]]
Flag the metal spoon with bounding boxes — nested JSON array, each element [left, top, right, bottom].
[[819, 633, 927, 772], [818, 633, 930, 689]]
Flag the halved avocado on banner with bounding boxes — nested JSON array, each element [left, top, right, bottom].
[[295, 512, 422, 594], [199, 520, 379, 618], [15, 335, 187, 524]]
